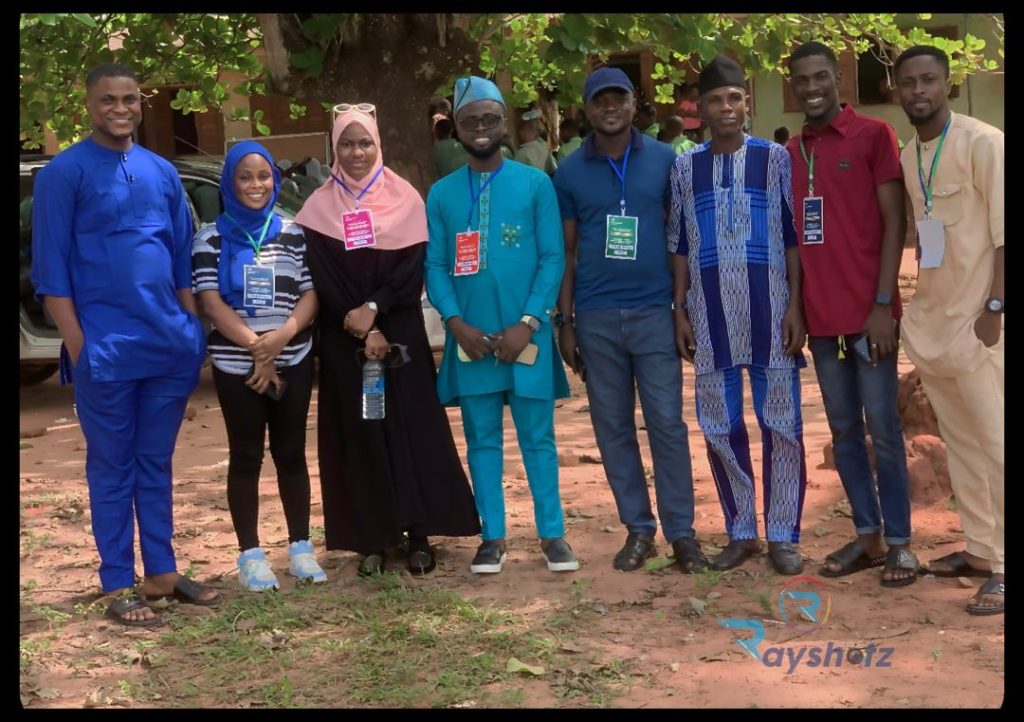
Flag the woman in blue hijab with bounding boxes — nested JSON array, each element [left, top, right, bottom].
[[191, 141, 326, 592]]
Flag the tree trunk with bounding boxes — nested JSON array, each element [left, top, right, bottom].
[[264, 13, 481, 197]]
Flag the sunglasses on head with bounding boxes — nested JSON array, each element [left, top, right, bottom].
[[457, 112, 504, 132], [333, 102, 377, 117]]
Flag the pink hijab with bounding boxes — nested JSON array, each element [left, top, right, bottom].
[[295, 109, 427, 250]]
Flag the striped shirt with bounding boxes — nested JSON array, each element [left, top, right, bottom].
[[192, 218, 314, 375], [668, 136, 804, 375]]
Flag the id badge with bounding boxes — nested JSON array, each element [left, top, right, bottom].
[[341, 208, 376, 250], [605, 215, 639, 260], [802, 197, 824, 245], [243, 264, 275, 308], [917, 218, 945, 269], [454, 230, 481, 276]]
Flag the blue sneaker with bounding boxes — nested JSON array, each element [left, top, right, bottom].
[[289, 540, 327, 584], [238, 548, 280, 592]]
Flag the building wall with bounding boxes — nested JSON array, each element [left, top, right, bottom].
[[751, 13, 1003, 144]]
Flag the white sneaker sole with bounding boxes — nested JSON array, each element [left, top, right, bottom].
[[470, 552, 507, 574], [544, 555, 580, 572]]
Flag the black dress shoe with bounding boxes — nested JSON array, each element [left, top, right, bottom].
[[768, 542, 804, 575], [613, 532, 656, 571], [711, 539, 762, 571], [358, 551, 386, 577], [407, 538, 436, 576], [671, 536, 710, 573]]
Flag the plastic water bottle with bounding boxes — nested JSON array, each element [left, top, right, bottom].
[[361, 359, 385, 420]]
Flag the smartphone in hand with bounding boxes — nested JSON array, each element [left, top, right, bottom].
[[244, 367, 288, 400], [852, 335, 873, 363]]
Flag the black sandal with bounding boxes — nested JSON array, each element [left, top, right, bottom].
[[819, 540, 887, 578], [966, 577, 1004, 616], [145, 576, 219, 607], [923, 551, 990, 578], [105, 592, 163, 627], [671, 537, 709, 573], [881, 546, 918, 588]]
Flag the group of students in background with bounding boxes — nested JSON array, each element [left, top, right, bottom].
[[31, 38, 1002, 629]]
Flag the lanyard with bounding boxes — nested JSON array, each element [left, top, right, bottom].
[[916, 113, 952, 217], [332, 166, 384, 208], [466, 162, 504, 230], [224, 212, 274, 261], [799, 135, 816, 196], [606, 142, 632, 215]]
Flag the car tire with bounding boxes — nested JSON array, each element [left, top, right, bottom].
[[20, 363, 58, 386]]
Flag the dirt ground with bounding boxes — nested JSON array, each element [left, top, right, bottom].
[[19, 251, 1004, 708]]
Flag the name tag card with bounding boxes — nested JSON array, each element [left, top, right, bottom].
[[342, 209, 376, 250], [243, 265, 275, 308], [454, 231, 481, 276], [605, 215, 639, 260], [917, 219, 945, 269], [802, 197, 824, 245]]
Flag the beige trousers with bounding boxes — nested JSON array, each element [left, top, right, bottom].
[[919, 344, 1004, 574]]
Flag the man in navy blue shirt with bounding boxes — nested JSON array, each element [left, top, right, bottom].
[[553, 67, 709, 574], [31, 64, 217, 626]]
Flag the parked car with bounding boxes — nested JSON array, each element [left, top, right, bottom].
[[19, 154, 445, 385]]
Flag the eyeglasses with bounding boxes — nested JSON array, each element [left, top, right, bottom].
[[333, 103, 376, 117], [458, 113, 504, 132]]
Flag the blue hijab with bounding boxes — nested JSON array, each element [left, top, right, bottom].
[[215, 141, 283, 312]]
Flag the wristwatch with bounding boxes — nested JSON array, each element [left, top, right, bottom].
[[874, 291, 892, 306], [553, 312, 568, 328], [520, 314, 541, 332], [671, 300, 687, 311], [985, 297, 1004, 314], [366, 301, 379, 313]]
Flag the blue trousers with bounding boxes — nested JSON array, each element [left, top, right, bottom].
[[574, 306, 697, 542], [808, 336, 911, 544], [459, 391, 564, 541], [695, 365, 807, 543], [74, 352, 198, 592]]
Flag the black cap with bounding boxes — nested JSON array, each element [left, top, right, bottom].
[[699, 55, 746, 95]]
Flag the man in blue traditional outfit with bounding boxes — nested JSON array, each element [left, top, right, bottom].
[[668, 55, 809, 575], [31, 64, 217, 626], [553, 67, 710, 575], [425, 75, 577, 574]]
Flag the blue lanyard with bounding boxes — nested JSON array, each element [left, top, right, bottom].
[[606, 142, 632, 216], [331, 166, 384, 207], [466, 162, 505, 230], [224, 212, 274, 260]]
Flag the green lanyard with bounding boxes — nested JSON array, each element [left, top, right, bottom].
[[224, 213, 274, 262], [799, 135, 816, 196], [916, 113, 953, 218]]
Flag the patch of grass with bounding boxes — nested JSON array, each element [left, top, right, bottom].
[[20, 636, 53, 669], [74, 600, 106, 618], [550, 654, 633, 707], [931, 647, 943, 662], [133, 576, 629, 708], [692, 568, 725, 590], [309, 525, 325, 542], [20, 530, 52, 555], [30, 604, 73, 627], [743, 587, 774, 617], [947, 496, 958, 511]]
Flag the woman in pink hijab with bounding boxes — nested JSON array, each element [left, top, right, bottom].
[[296, 106, 479, 577]]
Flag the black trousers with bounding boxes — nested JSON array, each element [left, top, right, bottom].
[[212, 353, 315, 551]]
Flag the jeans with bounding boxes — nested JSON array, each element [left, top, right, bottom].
[[574, 305, 696, 543], [808, 336, 911, 545]]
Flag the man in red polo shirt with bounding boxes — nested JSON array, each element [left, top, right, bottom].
[[786, 42, 919, 588]]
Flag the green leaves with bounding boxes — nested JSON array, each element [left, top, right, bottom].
[[290, 46, 326, 78], [252, 109, 271, 136]]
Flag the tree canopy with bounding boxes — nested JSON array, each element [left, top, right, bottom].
[[21, 13, 1002, 189]]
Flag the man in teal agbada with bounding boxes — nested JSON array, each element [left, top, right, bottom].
[[425, 75, 577, 575]]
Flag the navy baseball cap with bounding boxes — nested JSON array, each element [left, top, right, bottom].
[[583, 67, 634, 103]]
